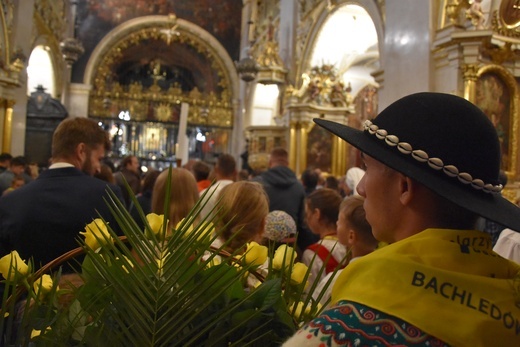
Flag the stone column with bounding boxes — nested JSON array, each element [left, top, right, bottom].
[[9, 0, 35, 155], [379, 0, 432, 108], [60, 38, 84, 112]]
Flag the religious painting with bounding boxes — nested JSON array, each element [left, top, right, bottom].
[[144, 126, 164, 153], [73, 0, 242, 83], [476, 66, 519, 177], [307, 125, 333, 173]]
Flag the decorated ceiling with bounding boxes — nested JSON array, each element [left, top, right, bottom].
[[72, 0, 242, 83]]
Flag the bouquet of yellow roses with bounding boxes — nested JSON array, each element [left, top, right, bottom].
[[0, 171, 341, 346]]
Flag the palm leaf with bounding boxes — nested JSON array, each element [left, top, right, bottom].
[[2, 167, 353, 345], [64, 168, 296, 346]]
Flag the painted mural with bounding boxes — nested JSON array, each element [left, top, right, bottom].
[[72, 0, 242, 82]]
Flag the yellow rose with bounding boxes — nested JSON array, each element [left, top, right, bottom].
[[33, 274, 54, 298], [290, 262, 308, 285], [197, 221, 215, 241], [175, 218, 193, 238], [272, 245, 296, 270], [80, 219, 112, 250], [241, 242, 268, 267], [289, 301, 312, 320], [146, 213, 166, 239], [176, 218, 213, 241], [0, 250, 29, 281], [31, 327, 50, 339], [205, 255, 221, 269]]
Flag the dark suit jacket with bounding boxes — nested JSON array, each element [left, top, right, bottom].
[[0, 167, 125, 273]]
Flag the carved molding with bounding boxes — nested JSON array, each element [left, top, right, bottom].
[[33, 0, 67, 43], [462, 63, 479, 81], [0, 0, 14, 67], [0, 0, 24, 90], [482, 41, 520, 65]]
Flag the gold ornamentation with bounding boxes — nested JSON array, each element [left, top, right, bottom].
[[292, 64, 353, 108], [482, 41, 520, 65], [445, 0, 470, 27], [89, 23, 233, 128], [34, 0, 67, 42], [499, 0, 520, 29], [462, 63, 479, 81], [492, 10, 520, 38], [154, 103, 172, 122]]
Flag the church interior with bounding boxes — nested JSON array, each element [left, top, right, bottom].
[[0, 0, 519, 201]]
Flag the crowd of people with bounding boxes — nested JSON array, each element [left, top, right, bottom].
[[1, 91, 519, 345]]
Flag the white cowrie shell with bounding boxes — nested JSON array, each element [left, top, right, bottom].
[[397, 142, 412, 154], [443, 165, 459, 177], [471, 179, 485, 190], [411, 150, 428, 162], [428, 157, 444, 170], [385, 135, 399, 146], [375, 129, 388, 140], [458, 172, 473, 184]]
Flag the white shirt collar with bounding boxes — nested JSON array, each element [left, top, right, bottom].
[[48, 162, 75, 169]]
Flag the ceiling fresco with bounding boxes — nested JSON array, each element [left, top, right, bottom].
[[72, 0, 242, 83]]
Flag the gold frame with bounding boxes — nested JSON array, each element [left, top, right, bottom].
[[476, 64, 518, 181]]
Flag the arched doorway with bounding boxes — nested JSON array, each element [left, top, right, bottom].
[[287, 2, 381, 176], [27, 45, 56, 97]]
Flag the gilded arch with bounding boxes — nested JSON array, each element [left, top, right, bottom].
[[84, 15, 239, 127]]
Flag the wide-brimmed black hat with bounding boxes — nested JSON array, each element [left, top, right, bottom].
[[314, 92, 520, 232]]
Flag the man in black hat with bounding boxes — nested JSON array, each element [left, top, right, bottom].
[[283, 92, 520, 346]]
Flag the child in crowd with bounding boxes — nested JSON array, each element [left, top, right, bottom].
[[152, 168, 200, 231], [262, 210, 297, 252], [213, 181, 269, 254], [313, 195, 378, 306], [2, 174, 25, 196], [302, 188, 346, 290]]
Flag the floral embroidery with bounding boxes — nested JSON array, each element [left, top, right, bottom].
[[299, 301, 450, 346]]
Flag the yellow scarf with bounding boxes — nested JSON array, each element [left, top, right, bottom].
[[331, 228, 520, 347]]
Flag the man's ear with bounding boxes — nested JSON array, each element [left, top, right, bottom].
[[399, 174, 415, 206], [75, 143, 87, 161], [347, 229, 357, 246]]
